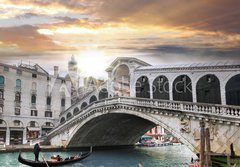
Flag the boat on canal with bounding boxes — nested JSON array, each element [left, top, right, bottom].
[[18, 147, 92, 167]]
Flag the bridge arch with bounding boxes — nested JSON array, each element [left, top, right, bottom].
[[89, 95, 97, 104], [226, 74, 240, 106], [99, 88, 108, 100], [112, 64, 130, 97], [73, 107, 80, 115], [152, 75, 169, 100], [173, 75, 192, 102], [81, 102, 88, 109], [65, 110, 196, 153], [135, 76, 150, 98], [196, 74, 221, 104]]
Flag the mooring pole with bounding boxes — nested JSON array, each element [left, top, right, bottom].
[[205, 128, 212, 167], [200, 121, 205, 167]]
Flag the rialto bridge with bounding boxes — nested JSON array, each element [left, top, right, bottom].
[[43, 57, 240, 155]]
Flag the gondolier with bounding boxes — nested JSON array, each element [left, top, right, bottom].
[[34, 142, 41, 161]]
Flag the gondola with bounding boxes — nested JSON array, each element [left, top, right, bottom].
[[18, 147, 92, 167]]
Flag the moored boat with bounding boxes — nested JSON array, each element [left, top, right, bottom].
[[18, 147, 92, 167]]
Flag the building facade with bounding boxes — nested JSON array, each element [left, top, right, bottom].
[[0, 63, 71, 145]]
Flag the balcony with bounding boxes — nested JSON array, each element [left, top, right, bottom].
[[14, 101, 21, 108], [15, 87, 21, 92], [0, 85, 4, 89], [31, 89, 37, 94], [30, 103, 36, 109], [46, 105, 51, 111], [0, 98, 4, 105]]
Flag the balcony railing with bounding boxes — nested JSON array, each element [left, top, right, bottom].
[[15, 87, 21, 92], [31, 89, 37, 94], [14, 101, 21, 107], [0, 98, 4, 105], [46, 105, 51, 111], [0, 84, 4, 89]]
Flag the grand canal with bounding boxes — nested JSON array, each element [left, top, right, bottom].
[[0, 145, 197, 167]]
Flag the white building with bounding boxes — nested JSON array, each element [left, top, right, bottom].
[[0, 62, 71, 145]]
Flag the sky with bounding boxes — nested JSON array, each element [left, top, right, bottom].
[[0, 0, 240, 79]]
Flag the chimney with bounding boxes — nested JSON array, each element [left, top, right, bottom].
[[54, 66, 59, 76]]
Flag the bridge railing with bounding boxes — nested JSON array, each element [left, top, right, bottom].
[[47, 97, 240, 137]]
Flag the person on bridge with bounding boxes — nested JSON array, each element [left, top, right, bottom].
[[33, 142, 41, 161]]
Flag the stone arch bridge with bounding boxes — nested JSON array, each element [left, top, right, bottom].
[[44, 97, 240, 155]]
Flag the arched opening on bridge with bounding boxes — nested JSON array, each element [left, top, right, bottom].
[[173, 75, 192, 102], [73, 107, 80, 115], [81, 102, 88, 109], [112, 64, 130, 97], [68, 113, 156, 147], [226, 74, 240, 106], [60, 117, 65, 123], [135, 76, 150, 98], [99, 88, 108, 100], [89, 95, 97, 104], [66, 112, 72, 119], [152, 75, 169, 100], [196, 74, 221, 104]]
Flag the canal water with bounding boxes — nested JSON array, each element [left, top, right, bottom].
[[0, 145, 197, 167]]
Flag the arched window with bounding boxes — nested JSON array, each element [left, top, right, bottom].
[[89, 95, 97, 104], [226, 74, 240, 106], [61, 98, 65, 107], [152, 75, 169, 100], [60, 117, 65, 123], [16, 79, 21, 88], [173, 75, 192, 102], [73, 107, 80, 115], [46, 96, 51, 105], [81, 102, 88, 109], [31, 94, 36, 104], [66, 112, 72, 119], [196, 75, 221, 104], [0, 90, 3, 99], [0, 76, 4, 85], [135, 76, 150, 98], [99, 88, 108, 100]]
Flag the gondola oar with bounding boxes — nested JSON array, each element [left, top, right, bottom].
[[41, 154, 50, 167]]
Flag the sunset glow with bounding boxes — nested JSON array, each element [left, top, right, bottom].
[[0, 0, 240, 77]]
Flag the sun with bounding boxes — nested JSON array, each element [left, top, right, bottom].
[[77, 50, 109, 79]]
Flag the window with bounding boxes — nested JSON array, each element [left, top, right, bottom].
[[47, 76, 50, 81], [0, 106, 3, 113], [61, 98, 65, 107], [46, 96, 51, 105], [45, 111, 52, 117], [16, 79, 21, 88], [14, 120, 20, 126], [31, 110, 38, 116], [30, 121, 35, 127], [31, 94, 36, 104], [0, 76, 4, 85], [32, 73, 37, 78], [3, 66, 9, 72], [15, 108, 20, 115], [46, 122, 51, 126], [61, 80, 65, 83]]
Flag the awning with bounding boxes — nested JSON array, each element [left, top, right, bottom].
[[27, 127, 40, 131]]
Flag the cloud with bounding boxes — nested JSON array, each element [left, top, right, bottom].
[[0, 25, 75, 52]]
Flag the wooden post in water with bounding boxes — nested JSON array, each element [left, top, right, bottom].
[[200, 121, 205, 167], [205, 128, 212, 167]]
